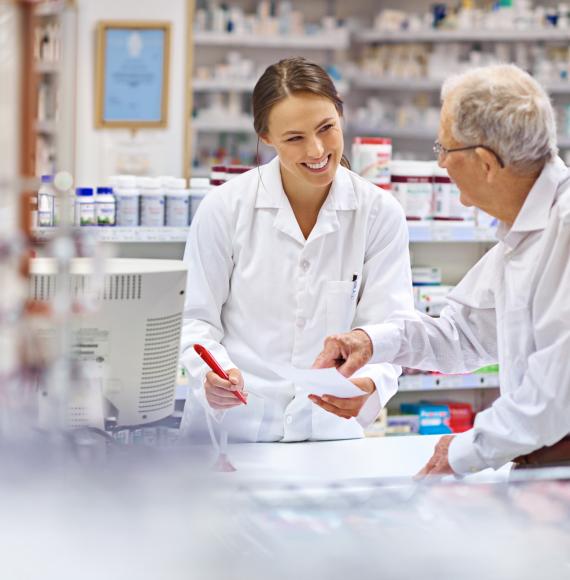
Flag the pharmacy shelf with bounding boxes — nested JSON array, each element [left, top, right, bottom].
[[35, 61, 59, 74], [192, 117, 254, 133], [398, 373, 499, 392], [356, 28, 570, 44], [35, 0, 66, 17], [545, 82, 570, 95], [352, 75, 570, 95], [192, 78, 257, 92], [193, 30, 349, 49], [408, 220, 496, 242], [35, 119, 57, 135], [32, 222, 497, 244], [352, 76, 442, 91], [32, 227, 190, 243], [193, 77, 349, 94], [348, 123, 437, 140], [191, 166, 211, 178]]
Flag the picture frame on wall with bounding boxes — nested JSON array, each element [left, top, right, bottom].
[[95, 21, 171, 129]]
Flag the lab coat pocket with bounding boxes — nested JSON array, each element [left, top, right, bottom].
[[325, 281, 356, 335]]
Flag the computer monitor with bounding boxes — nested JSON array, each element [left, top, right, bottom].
[[29, 258, 187, 428]]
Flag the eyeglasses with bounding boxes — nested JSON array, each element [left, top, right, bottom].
[[433, 141, 505, 169]]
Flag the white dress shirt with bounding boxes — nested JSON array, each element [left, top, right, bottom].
[[180, 156, 414, 442], [362, 157, 570, 473]]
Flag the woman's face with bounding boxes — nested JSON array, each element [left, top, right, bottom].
[[261, 92, 344, 196]]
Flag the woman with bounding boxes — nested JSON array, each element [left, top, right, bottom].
[[180, 57, 414, 442]]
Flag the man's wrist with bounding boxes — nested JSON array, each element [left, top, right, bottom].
[[355, 323, 402, 364]]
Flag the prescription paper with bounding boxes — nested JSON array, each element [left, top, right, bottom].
[[270, 363, 364, 398]]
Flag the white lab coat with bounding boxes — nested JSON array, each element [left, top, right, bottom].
[[180, 156, 414, 442], [363, 156, 570, 473]]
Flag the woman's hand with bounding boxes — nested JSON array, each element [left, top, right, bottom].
[[204, 368, 247, 410], [308, 377, 376, 419]]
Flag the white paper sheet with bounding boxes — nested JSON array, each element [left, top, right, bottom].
[[270, 363, 364, 398]]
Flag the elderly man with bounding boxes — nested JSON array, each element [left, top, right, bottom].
[[312, 64, 570, 476]]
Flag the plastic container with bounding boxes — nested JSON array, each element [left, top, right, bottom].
[[351, 137, 392, 190], [412, 266, 442, 286], [114, 175, 140, 227], [95, 187, 116, 226], [189, 177, 211, 222], [75, 187, 96, 226], [165, 178, 190, 227], [38, 175, 55, 227], [210, 165, 227, 185], [225, 165, 252, 180], [433, 166, 474, 221], [139, 177, 165, 227], [390, 161, 434, 220]]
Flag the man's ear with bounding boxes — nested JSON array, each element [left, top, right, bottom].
[[475, 147, 501, 183]]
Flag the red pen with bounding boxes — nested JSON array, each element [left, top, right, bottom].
[[193, 344, 247, 405]]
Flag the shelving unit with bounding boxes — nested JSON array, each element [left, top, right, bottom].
[[187, 0, 352, 175], [31, 221, 498, 245], [192, 117, 254, 133], [355, 28, 570, 44], [21, 0, 77, 179], [398, 373, 499, 392], [349, 23, 570, 159], [194, 30, 349, 49], [351, 76, 570, 96]]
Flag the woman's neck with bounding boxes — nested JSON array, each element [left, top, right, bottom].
[[280, 166, 332, 239]]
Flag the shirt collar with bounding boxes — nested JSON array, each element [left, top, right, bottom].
[[254, 156, 358, 211], [499, 156, 569, 249]]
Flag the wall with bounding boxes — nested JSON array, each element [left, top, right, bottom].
[[74, 0, 188, 186]]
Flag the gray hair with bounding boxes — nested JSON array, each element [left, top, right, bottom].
[[441, 64, 558, 173]]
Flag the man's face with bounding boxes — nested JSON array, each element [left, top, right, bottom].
[[437, 101, 490, 211]]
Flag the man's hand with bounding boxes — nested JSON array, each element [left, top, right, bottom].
[[312, 330, 373, 378], [204, 368, 247, 410], [309, 377, 376, 419], [415, 435, 456, 478]]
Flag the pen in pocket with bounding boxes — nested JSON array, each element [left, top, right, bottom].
[[351, 272, 358, 299]]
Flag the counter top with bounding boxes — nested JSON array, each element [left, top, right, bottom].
[[218, 435, 511, 483]]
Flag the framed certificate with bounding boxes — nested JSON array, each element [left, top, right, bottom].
[[95, 21, 171, 128]]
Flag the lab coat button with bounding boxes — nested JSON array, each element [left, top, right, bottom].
[[286, 415, 293, 425], [296, 317, 306, 328], [300, 259, 310, 271]]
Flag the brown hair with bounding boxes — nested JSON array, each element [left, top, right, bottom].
[[252, 57, 350, 169]]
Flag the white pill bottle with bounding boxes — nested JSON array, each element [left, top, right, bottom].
[[139, 177, 165, 227], [390, 161, 434, 220], [114, 175, 140, 227], [165, 178, 190, 227], [189, 177, 211, 223]]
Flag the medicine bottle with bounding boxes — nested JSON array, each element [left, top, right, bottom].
[[390, 161, 434, 220], [189, 177, 211, 223], [351, 137, 392, 190], [114, 175, 140, 227], [165, 178, 190, 227], [96, 187, 116, 226], [140, 177, 165, 227], [38, 175, 55, 227], [75, 187, 96, 226]]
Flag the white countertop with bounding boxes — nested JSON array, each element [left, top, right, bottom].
[[220, 435, 511, 483]]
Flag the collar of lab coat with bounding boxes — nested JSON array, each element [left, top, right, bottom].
[[255, 156, 357, 244], [498, 156, 568, 249]]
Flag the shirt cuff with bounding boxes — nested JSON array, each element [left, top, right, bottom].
[[356, 388, 381, 428], [356, 323, 402, 364], [448, 429, 488, 475]]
